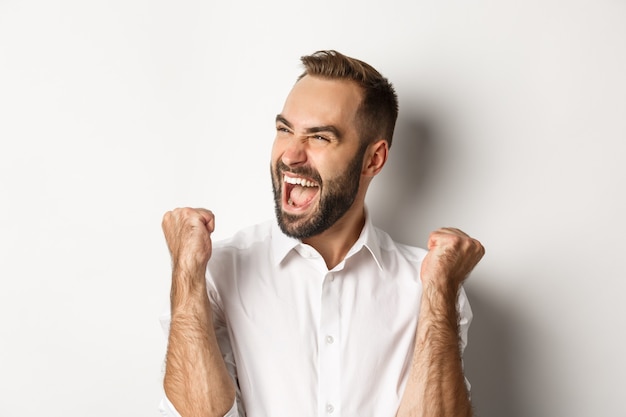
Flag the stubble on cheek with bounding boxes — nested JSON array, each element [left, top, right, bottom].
[[270, 148, 365, 240]]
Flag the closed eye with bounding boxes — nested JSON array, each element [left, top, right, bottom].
[[312, 135, 330, 142]]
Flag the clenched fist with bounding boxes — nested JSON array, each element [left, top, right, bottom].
[[420, 227, 485, 291], [162, 208, 215, 277]]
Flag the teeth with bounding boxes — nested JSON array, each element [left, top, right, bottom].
[[284, 175, 317, 187]]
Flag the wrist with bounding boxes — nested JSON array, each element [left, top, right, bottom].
[[172, 255, 208, 277], [421, 275, 460, 299], [170, 266, 208, 301], [420, 281, 460, 326]]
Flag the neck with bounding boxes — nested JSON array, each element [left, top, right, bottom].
[[303, 202, 366, 270]]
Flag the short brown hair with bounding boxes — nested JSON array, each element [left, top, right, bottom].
[[298, 50, 399, 148]]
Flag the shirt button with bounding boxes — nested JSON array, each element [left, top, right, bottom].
[[326, 335, 334, 344], [326, 404, 334, 414]]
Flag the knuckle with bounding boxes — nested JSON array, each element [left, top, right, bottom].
[[448, 234, 463, 247], [179, 207, 193, 215]]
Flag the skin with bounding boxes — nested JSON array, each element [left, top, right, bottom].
[[270, 75, 387, 269], [162, 208, 235, 417], [161, 75, 484, 416], [396, 228, 484, 417]]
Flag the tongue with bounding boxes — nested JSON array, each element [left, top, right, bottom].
[[289, 185, 317, 207]]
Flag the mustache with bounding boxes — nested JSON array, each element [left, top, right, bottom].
[[275, 161, 323, 184]]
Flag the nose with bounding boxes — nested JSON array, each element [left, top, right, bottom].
[[281, 138, 307, 167]]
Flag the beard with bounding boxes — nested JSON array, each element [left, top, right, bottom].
[[271, 144, 367, 240]]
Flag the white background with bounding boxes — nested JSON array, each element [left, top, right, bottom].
[[1, 1, 625, 416]]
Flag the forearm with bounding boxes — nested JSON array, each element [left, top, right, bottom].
[[397, 284, 472, 417], [164, 268, 236, 417]]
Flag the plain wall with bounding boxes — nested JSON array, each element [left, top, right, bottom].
[[1, 1, 625, 416]]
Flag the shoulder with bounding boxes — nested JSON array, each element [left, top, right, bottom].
[[213, 219, 273, 253], [206, 220, 274, 288], [208, 219, 275, 272], [372, 225, 428, 264]]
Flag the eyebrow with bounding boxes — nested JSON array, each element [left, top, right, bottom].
[[276, 114, 343, 139]]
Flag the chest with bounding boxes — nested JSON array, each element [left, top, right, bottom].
[[213, 250, 423, 416]]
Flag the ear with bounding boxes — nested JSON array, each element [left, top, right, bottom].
[[362, 139, 389, 177]]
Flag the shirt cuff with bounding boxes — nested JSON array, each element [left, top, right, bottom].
[[159, 396, 239, 417]]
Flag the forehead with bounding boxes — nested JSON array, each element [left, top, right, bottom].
[[280, 76, 363, 128]]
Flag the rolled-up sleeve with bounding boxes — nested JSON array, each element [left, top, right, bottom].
[[158, 397, 183, 417], [457, 286, 473, 354], [457, 286, 473, 392]]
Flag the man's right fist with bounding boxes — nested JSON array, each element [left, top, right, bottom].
[[162, 208, 215, 275]]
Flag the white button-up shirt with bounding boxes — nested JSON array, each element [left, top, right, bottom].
[[160, 214, 472, 417]]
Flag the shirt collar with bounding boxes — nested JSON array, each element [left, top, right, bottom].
[[271, 208, 384, 271], [271, 221, 300, 266]]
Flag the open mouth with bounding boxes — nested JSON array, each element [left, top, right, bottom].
[[283, 173, 320, 211]]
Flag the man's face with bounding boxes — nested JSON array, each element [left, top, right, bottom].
[[271, 76, 367, 239]]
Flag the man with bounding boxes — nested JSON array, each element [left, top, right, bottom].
[[160, 50, 484, 417]]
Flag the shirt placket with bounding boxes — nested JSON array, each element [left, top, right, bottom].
[[318, 270, 341, 416]]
